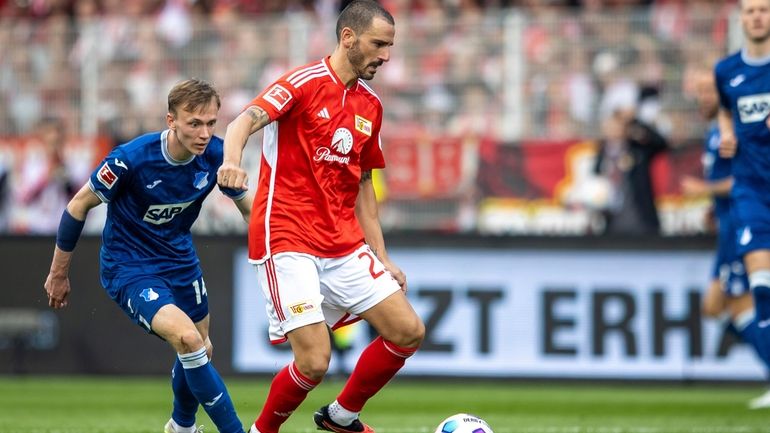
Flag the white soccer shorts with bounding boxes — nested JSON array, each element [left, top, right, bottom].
[[254, 244, 401, 344]]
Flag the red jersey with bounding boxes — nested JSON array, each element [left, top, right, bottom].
[[247, 57, 386, 262]]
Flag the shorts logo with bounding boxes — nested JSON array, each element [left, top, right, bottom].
[[288, 301, 317, 316], [740, 226, 753, 246], [143, 200, 194, 225], [140, 288, 159, 302], [97, 162, 118, 189], [355, 115, 372, 136], [263, 84, 292, 111]]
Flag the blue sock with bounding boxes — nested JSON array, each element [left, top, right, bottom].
[[171, 358, 198, 428], [734, 310, 770, 370], [179, 347, 243, 433]]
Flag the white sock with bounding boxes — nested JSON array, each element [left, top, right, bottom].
[[734, 308, 755, 331], [328, 400, 358, 426], [170, 419, 196, 433], [249, 424, 261, 433]]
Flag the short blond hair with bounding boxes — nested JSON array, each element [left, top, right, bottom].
[[167, 78, 221, 115]]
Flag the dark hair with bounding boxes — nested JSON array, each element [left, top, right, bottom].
[[335, 0, 394, 42], [167, 78, 221, 115]]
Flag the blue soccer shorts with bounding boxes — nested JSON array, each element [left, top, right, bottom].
[[732, 182, 770, 256], [713, 217, 750, 297], [104, 273, 209, 334]]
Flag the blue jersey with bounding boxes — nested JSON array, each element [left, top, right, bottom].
[[702, 123, 732, 220], [88, 130, 244, 283], [701, 123, 746, 293], [714, 50, 770, 186]]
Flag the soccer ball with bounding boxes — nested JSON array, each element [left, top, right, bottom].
[[434, 413, 494, 433]]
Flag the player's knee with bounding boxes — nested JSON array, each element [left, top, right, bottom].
[[391, 316, 425, 348], [294, 352, 330, 382], [702, 300, 722, 318], [205, 339, 214, 360], [178, 329, 206, 354]]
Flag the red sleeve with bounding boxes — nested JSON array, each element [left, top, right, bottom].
[[247, 77, 301, 122]]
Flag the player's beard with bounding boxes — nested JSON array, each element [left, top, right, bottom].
[[745, 21, 770, 44], [749, 32, 770, 44], [348, 40, 382, 81]]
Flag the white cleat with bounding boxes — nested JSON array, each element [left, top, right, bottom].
[[748, 389, 770, 409], [164, 418, 204, 433]]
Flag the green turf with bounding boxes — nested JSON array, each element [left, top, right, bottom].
[[0, 376, 769, 433]]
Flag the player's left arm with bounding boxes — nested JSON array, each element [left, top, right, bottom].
[[231, 191, 253, 223], [717, 107, 737, 158], [356, 170, 407, 291]]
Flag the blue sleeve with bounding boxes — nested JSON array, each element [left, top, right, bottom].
[[88, 147, 130, 203], [714, 63, 731, 111]]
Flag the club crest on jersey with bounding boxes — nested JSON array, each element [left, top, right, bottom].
[[194, 171, 209, 190], [354, 115, 372, 136], [143, 200, 194, 225], [97, 162, 118, 189], [737, 93, 770, 123], [288, 300, 317, 316], [263, 84, 292, 111]]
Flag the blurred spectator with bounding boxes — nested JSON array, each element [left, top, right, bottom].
[[12, 118, 80, 234], [0, 2, 736, 235], [592, 92, 669, 236], [0, 147, 9, 231]]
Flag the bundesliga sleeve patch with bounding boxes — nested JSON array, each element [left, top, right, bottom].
[[263, 84, 293, 111], [97, 162, 118, 189]]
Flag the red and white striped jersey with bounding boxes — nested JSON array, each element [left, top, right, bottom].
[[247, 57, 386, 262]]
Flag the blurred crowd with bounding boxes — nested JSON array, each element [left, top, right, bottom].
[[0, 0, 737, 235]]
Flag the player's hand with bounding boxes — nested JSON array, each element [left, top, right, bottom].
[[44, 273, 70, 309], [217, 162, 249, 191], [383, 259, 408, 293], [719, 132, 737, 158], [680, 175, 709, 196]]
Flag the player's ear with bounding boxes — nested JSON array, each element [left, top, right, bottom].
[[340, 27, 356, 49], [166, 112, 176, 130]]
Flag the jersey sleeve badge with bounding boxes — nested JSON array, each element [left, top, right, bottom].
[[97, 162, 119, 189], [263, 84, 293, 111]]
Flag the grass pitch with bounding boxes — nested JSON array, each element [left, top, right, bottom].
[[0, 376, 768, 433]]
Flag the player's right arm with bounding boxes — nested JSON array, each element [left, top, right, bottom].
[[44, 184, 102, 309], [717, 107, 737, 158], [680, 176, 733, 197], [218, 106, 271, 191]]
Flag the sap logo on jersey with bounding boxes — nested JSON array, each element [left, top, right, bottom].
[[737, 93, 770, 123], [143, 200, 194, 225]]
